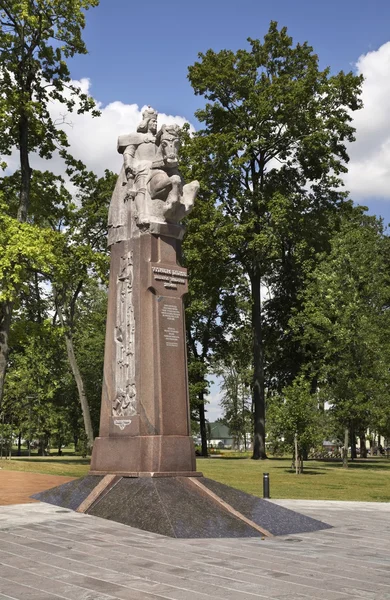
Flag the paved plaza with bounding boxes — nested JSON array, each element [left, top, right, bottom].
[[0, 498, 389, 599]]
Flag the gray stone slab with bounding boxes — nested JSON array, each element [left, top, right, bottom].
[[35, 474, 332, 539], [88, 477, 263, 538], [31, 474, 103, 510], [0, 576, 68, 600], [0, 564, 116, 600], [201, 477, 332, 535]]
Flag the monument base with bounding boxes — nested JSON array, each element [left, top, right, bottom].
[[90, 434, 197, 475], [32, 474, 332, 539]]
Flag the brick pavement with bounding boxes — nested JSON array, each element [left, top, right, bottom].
[[0, 499, 389, 599]]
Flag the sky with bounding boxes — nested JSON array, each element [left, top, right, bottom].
[[23, 0, 390, 420]]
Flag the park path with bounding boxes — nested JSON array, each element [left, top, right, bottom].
[[0, 470, 75, 505], [0, 499, 389, 599]]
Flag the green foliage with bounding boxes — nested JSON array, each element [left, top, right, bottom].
[[72, 281, 107, 434], [291, 211, 390, 439], [267, 376, 323, 459], [1, 167, 111, 446], [0, 0, 100, 161], [2, 316, 69, 453], [187, 21, 363, 458], [0, 196, 64, 301], [214, 325, 253, 449], [0, 0, 100, 409]]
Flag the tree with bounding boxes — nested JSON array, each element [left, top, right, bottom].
[[0, 195, 64, 407], [0, 0, 99, 406], [181, 138, 247, 456], [50, 170, 112, 450], [187, 21, 362, 458], [71, 281, 107, 435], [267, 376, 323, 472], [292, 211, 390, 467], [214, 326, 253, 450], [3, 299, 69, 456]]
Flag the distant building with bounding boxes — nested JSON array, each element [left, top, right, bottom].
[[207, 422, 233, 448]]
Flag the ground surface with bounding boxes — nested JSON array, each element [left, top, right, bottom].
[[1, 455, 390, 501], [0, 471, 76, 506], [199, 455, 390, 501], [0, 499, 389, 599]]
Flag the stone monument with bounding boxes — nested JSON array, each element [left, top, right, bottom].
[[90, 107, 200, 476], [34, 108, 331, 539]]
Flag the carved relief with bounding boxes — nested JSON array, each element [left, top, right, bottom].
[[113, 419, 132, 430], [113, 250, 137, 417]]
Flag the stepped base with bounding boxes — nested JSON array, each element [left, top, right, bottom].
[[32, 475, 332, 539]]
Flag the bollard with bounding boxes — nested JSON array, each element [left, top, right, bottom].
[[263, 472, 270, 499]]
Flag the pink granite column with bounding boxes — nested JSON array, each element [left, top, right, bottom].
[[90, 229, 197, 476]]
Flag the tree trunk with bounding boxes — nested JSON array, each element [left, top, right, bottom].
[[0, 301, 13, 409], [199, 394, 208, 457], [251, 271, 266, 459], [8, 416, 12, 459], [359, 433, 367, 458], [0, 114, 32, 408], [17, 431, 22, 456], [18, 113, 31, 223], [295, 433, 299, 475], [350, 423, 356, 460], [343, 427, 349, 468], [57, 303, 94, 450], [39, 438, 45, 456]]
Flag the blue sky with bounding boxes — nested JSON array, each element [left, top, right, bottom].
[[70, 0, 390, 117], [51, 1, 390, 420], [63, 0, 390, 223]]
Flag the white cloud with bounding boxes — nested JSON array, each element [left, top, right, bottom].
[[5, 78, 194, 182], [344, 42, 390, 200], [8, 42, 390, 204]]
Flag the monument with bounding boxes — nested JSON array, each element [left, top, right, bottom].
[[90, 107, 200, 476], [34, 108, 331, 538]]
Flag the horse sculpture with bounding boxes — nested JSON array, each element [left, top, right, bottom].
[[143, 124, 199, 225]]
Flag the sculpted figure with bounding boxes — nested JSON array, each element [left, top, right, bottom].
[[146, 124, 199, 223], [120, 107, 158, 224], [107, 107, 158, 244], [107, 109, 199, 245]]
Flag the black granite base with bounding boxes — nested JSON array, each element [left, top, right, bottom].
[[88, 477, 261, 538], [32, 475, 103, 511], [200, 478, 332, 536], [32, 475, 331, 539]]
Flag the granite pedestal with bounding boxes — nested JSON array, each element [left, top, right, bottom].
[[33, 475, 331, 538], [90, 230, 199, 476]]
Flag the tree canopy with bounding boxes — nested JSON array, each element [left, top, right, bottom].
[[186, 21, 363, 458]]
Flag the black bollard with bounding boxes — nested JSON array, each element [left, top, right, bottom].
[[263, 472, 270, 499]]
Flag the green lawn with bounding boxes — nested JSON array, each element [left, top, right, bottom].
[[1, 454, 389, 502], [0, 455, 90, 478], [198, 456, 390, 502]]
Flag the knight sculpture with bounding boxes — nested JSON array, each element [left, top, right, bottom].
[[108, 107, 199, 244]]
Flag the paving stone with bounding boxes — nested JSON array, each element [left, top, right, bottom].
[[0, 500, 389, 599]]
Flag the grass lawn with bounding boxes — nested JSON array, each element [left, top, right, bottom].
[[198, 455, 390, 502], [1, 453, 389, 501], [0, 455, 90, 478]]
